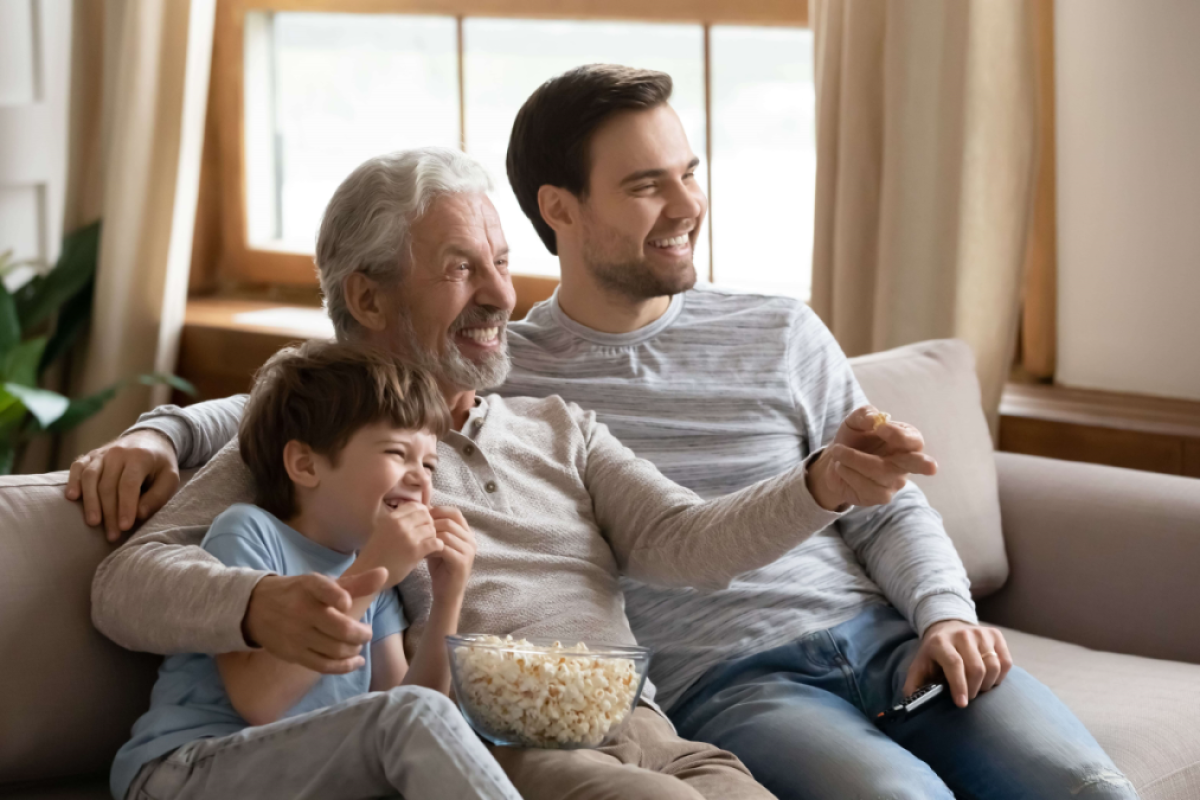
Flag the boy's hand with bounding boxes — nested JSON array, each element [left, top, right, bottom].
[[807, 405, 938, 511], [356, 502, 443, 588], [427, 506, 475, 599]]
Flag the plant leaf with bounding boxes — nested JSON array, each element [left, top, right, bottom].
[[45, 383, 119, 433], [38, 277, 94, 374], [136, 372, 198, 396], [4, 383, 70, 427], [0, 445, 13, 476], [17, 221, 101, 331], [2, 337, 47, 385], [0, 279, 18, 361]]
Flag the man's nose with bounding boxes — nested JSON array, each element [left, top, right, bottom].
[[473, 264, 516, 313], [666, 180, 706, 220]]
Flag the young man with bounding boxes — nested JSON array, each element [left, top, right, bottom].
[[497, 65, 1136, 799], [112, 341, 519, 800]]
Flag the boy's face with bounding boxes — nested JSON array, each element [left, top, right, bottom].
[[312, 422, 439, 546]]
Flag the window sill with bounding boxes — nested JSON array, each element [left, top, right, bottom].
[[998, 383, 1200, 478]]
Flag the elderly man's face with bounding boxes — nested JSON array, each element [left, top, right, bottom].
[[386, 192, 516, 390]]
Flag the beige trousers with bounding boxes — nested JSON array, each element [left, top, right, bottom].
[[488, 706, 778, 800]]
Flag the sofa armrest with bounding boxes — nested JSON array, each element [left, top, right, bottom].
[[977, 452, 1200, 665]]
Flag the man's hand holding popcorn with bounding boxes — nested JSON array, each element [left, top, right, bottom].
[[807, 405, 938, 512]]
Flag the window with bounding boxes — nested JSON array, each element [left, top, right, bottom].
[[208, 1, 812, 302]]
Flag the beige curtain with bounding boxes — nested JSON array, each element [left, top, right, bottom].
[[61, 0, 215, 459], [811, 0, 1039, 436]]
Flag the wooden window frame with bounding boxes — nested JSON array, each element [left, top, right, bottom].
[[199, 0, 808, 309]]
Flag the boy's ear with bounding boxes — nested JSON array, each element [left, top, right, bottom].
[[282, 440, 320, 489], [537, 185, 578, 237]]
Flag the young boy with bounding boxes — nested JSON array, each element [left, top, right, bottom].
[[110, 341, 520, 800]]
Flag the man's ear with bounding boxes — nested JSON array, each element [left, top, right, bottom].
[[537, 185, 578, 237], [283, 440, 321, 489], [343, 272, 389, 332]]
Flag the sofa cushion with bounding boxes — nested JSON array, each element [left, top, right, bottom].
[[0, 472, 159, 786], [1003, 627, 1200, 800], [849, 339, 1007, 596]]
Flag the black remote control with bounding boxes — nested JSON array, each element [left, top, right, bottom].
[[875, 683, 946, 725]]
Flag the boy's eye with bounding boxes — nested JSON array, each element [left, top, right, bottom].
[[386, 448, 405, 458], [423, 463, 437, 474]]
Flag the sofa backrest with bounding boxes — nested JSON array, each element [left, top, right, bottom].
[[0, 472, 160, 786], [849, 338, 1008, 596]]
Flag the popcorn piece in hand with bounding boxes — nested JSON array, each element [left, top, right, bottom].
[[454, 636, 641, 748], [869, 410, 891, 432]]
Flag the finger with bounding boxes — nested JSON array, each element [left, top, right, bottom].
[[836, 447, 907, 489], [958, 637, 987, 700], [884, 451, 938, 477], [419, 536, 445, 558], [304, 629, 366, 661], [80, 459, 105, 528], [309, 574, 354, 613], [137, 469, 179, 520], [66, 458, 87, 500], [117, 463, 148, 532], [980, 647, 1003, 694], [876, 420, 927, 454], [934, 644, 969, 708], [834, 461, 890, 506], [338, 568, 388, 599], [430, 506, 468, 528], [97, 461, 124, 541], [311, 604, 373, 646], [300, 649, 366, 675], [902, 655, 932, 698], [993, 633, 1015, 685], [843, 405, 882, 433]]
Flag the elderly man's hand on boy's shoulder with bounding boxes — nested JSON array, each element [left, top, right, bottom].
[[807, 406, 938, 512], [66, 429, 181, 541]]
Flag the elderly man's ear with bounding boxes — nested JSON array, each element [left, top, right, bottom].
[[344, 273, 390, 332]]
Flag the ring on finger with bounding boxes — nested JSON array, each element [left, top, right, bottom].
[[981, 651, 998, 659]]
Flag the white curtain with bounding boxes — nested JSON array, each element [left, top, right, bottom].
[[62, 0, 215, 458], [810, 0, 1039, 436]]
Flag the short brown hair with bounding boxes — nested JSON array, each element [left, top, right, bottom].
[[238, 340, 451, 519], [506, 64, 673, 255]]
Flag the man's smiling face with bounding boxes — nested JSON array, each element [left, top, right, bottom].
[[383, 192, 516, 391], [577, 103, 708, 300]]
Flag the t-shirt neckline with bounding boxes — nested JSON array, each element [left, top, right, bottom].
[[548, 288, 685, 347]]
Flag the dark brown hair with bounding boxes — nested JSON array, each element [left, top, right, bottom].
[[238, 340, 451, 520], [506, 64, 673, 255]]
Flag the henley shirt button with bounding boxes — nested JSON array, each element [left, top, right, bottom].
[[484, 480, 498, 493], [463, 445, 476, 456]]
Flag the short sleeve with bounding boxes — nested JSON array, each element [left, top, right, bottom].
[[201, 504, 280, 573], [371, 586, 408, 643]]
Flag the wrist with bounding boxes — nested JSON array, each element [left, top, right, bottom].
[[806, 449, 846, 513]]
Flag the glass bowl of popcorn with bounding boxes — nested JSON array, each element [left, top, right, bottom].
[[446, 634, 651, 749]]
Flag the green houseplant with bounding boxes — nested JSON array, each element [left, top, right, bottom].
[[0, 222, 193, 474]]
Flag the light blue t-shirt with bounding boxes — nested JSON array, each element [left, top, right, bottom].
[[110, 503, 406, 799]]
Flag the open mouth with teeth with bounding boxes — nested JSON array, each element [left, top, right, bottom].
[[455, 325, 503, 350], [383, 495, 418, 510], [648, 232, 692, 253]]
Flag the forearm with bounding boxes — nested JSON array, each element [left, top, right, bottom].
[[90, 441, 260, 653], [841, 482, 977, 635], [217, 650, 323, 726], [126, 394, 248, 469], [594, 450, 842, 591], [403, 594, 461, 695]]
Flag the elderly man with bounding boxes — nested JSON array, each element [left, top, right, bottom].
[[75, 67, 1137, 800], [80, 146, 928, 800]]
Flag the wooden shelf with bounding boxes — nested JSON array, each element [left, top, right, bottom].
[[999, 383, 1200, 478]]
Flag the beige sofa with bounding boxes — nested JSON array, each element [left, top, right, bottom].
[[2, 339, 1198, 799]]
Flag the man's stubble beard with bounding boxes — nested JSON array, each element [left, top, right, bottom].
[[396, 306, 511, 392], [580, 212, 697, 301]]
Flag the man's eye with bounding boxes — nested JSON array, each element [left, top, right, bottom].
[[633, 184, 654, 193], [684, 172, 696, 180]]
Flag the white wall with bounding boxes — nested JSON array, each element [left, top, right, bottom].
[[1056, 0, 1200, 401], [0, 0, 71, 280]]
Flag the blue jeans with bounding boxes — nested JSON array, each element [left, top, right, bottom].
[[669, 606, 1138, 799]]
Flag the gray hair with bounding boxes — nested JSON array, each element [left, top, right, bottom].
[[315, 147, 493, 339]]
